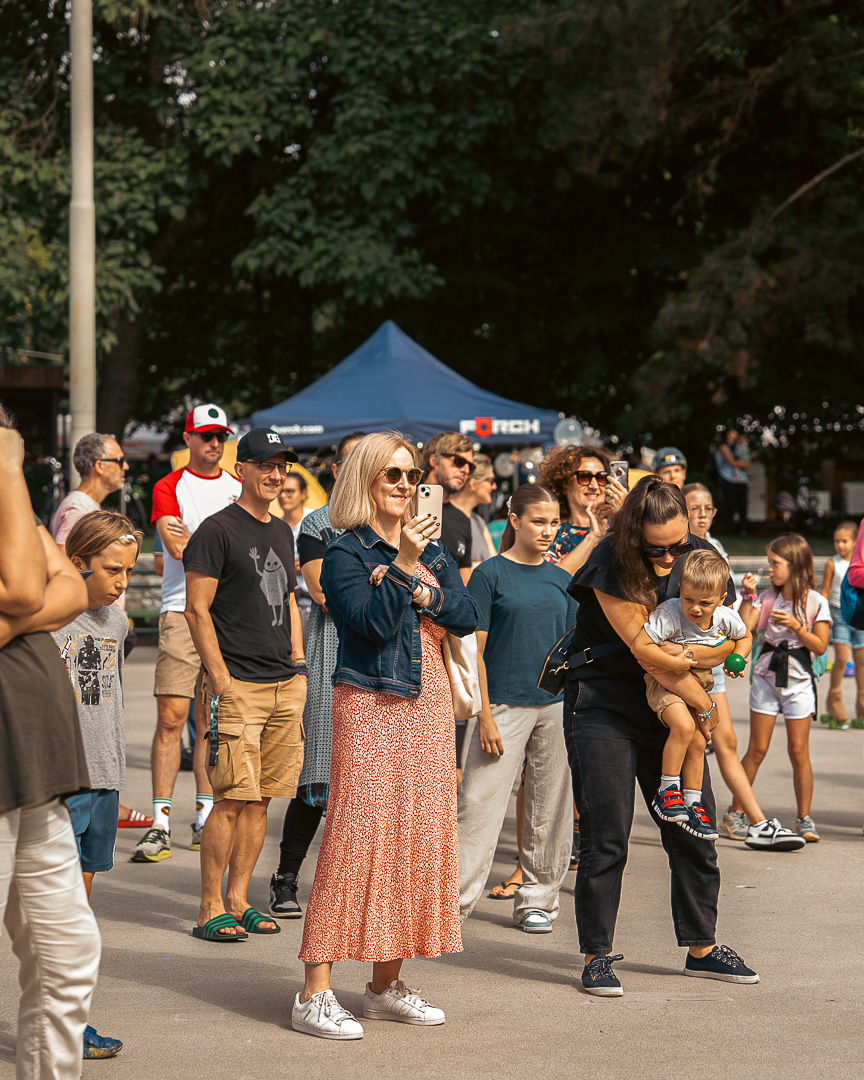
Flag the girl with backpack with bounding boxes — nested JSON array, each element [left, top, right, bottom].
[[735, 534, 830, 843]]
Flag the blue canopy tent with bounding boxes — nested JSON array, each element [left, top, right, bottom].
[[252, 321, 560, 448]]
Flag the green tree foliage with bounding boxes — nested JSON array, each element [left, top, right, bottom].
[[0, 0, 862, 473]]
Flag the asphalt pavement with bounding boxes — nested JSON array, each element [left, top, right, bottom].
[[1, 649, 862, 1080]]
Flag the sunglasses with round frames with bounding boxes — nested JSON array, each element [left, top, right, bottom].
[[378, 467, 423, 486], [250, 461, 293, 476], [573, 469, 609, 487], [641, 537, 694, 560], [98, 456, 127, 467], [439, 453, 476, 475], [192, 431, 228, 443]]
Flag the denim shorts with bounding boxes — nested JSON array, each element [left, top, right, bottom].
[[65, 788, 119, 873], [829, 604, 864, 649]]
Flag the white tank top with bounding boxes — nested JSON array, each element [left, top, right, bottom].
[[829, 554, 849, 608]]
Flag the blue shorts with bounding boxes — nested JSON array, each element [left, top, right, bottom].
[[829, 604, 864, 649], [65, 789, 119, 873]]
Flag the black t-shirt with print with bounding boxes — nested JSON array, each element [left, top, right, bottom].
[[566, 535, 736, 684], [441, 502, 472, 569], [184, 502, 298, 683]]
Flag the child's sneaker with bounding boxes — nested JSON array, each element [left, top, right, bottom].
[[744, 818, 805, 851], [680, 802, 719, 840], [721, 807, 749, 840], [796, 815, 820, 842], [131, 827, 171, 862], [83, 1026, 123, 1059], [580, 954, 624, 997], [652, 786, 689, 823], [683, 945, 759, 983]]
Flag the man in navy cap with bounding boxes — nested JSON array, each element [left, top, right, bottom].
[[653, 446, 688, 489], [183, 429, 308, 940]]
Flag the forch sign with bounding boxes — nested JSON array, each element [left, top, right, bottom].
[[459, 417, 543, 438]]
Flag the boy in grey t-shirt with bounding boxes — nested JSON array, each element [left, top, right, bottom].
[[631, 549, 751, 840]]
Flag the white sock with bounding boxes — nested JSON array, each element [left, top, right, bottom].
[[659, 775, 680, 791], [195, 794, 214, 830], [152, 799, 171, 832], [683, 789, 702, 807]]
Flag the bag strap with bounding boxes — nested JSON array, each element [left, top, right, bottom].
[[756, 589, 777, 633]]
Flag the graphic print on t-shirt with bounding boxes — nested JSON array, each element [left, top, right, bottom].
[[250, 545, 290, 625], [58, 632, 119, 706]]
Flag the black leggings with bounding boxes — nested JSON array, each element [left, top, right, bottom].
[[277, 798, 324, 877]]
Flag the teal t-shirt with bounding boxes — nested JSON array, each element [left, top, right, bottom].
[[468, 555, 579, 706]]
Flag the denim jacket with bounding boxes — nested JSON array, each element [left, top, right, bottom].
[[320, 524, 479, 700]]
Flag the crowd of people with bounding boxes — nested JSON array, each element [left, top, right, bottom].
[[2, 402, 862, 1069]]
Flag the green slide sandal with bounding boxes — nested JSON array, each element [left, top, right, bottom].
[[239, 907, 282, 934], [192, 914, 249, 941]]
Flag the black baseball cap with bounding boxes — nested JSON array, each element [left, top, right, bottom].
[[236, 428, 299, 464]]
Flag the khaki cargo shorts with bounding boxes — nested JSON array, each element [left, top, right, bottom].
[[154, 610, 202, 699], [645, 666, 715, 727], [202, 674, 306, 802]]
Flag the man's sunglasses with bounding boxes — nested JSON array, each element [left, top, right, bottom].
[[440, 453, 476, 475], [574, 470, 608, 487], [641, 538, 694, 560], [99, 456, 126, 467], [379, 467, 423, 485], [193, 431, 228, 443]]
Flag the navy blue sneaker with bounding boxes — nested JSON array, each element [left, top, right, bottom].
[[652, 786, 689, 823], [683, 945, 759, 984], [679, 802, 719, 841], [581, 953, 624, 997], [83, 1025, 123, 1059]]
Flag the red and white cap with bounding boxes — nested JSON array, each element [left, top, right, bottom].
[[184, 404, 231, 435]]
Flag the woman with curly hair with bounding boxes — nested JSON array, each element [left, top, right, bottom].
[[537, 444, 627, 575]]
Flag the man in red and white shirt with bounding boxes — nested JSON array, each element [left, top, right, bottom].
[[133, 404, 241, 865]]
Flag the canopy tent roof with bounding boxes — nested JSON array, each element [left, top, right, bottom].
[[251, 321, 560, 448]]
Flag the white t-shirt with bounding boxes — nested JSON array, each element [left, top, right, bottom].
[[52, 490, 101, 546], [644, 598, 747, 668], [828, 555, 849, 609], [151, 468, 241, 612], [752, 590, 831, 684]]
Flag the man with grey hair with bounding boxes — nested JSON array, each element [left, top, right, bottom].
[[52, 433, 129, 545]]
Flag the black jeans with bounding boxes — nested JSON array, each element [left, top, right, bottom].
[[563, 676, 720, 955], [277, 798, 324, 877], [719, 479, 748, 535]]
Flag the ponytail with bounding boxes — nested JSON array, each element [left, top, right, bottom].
[[500, 484, 557, 552]]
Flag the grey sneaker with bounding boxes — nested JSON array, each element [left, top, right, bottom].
[[796, 815, 820, 842], [722, 807, 749, 841], [190, 823, 203, 852], [130, 827, 171, 862]]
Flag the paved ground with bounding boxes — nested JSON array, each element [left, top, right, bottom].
[[1, 649, 862, 1080]]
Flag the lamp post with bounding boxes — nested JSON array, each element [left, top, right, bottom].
[[68, 0, 96, 488]]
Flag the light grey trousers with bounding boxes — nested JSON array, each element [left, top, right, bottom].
[[458, 701, 572, 923]]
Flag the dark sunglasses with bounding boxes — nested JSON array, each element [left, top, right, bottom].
[[641, 537, 694, 560], [99, 456, 126, 467], [193, 431, 228, 443], [379, 467, 423, 485], [574, 470, 608, 487], [440, 453, 476, 475]]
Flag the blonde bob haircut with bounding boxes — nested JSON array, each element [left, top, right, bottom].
[[64, 510, 144, 565], [678, 548, 729, 597], [329, 431, 419, 531]]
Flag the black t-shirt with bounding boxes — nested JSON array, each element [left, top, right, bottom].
[[566, 536, 736, 683], [441, 502, 472, 569], [184, 502, 298, 683]]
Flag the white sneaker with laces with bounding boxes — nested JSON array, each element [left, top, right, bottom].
[[291, 990, 364, 1040], [363, 980, 445, 1026], [744, 818, 806, 852]]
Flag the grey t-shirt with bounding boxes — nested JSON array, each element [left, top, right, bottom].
[[644, 598, 746, 661], [52, 605, 128, 790]]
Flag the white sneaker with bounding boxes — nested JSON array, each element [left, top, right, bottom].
[[363, 980, 445, 1026], [744, 818, 806, 852], [291, 991, 364, 1040]]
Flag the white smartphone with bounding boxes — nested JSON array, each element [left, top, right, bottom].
[[608, 460, 629, 500], [416, 484, 443, 539]]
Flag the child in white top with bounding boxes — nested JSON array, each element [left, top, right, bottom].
[[820, 520, 864, 725], [737, 534, 830, 843], [632, 549, 751, 840]]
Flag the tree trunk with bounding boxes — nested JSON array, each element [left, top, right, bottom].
[[96, 312, 144, 438]]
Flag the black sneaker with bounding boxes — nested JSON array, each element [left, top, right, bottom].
[[679, 802, 719, 841], [569, 823, 580, 870], [683, 945, 759, 983], [652, 786, 689, 823], [581, 953, 624, 997], [269, 872, 302, 919]]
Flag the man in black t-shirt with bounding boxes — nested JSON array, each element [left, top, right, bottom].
[[184, 427, 308, 940], [423, 431, 475, 582]]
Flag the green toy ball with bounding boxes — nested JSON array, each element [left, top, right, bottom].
[[724, 653, 747, 675]]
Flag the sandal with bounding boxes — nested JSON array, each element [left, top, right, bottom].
[[487, 879, 522, 901], [191, 914, 248, 942], [238, 907, 281, 934], [117, 808, 153, 829]]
